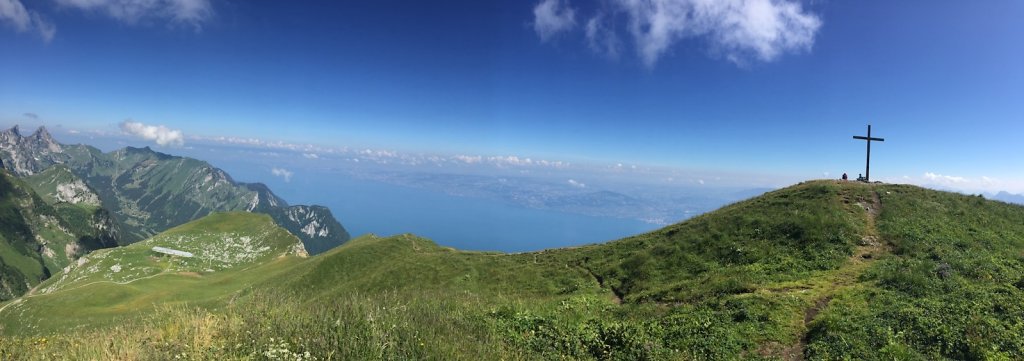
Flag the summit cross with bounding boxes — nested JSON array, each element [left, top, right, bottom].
[[852, 124, 885, 182]]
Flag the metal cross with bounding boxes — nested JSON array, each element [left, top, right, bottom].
[[852, 125, 884, 182]]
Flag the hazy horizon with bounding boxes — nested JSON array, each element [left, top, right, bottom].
[[2, 0, 1023, 216]]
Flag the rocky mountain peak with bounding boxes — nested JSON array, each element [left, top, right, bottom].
[[31, 126, 61, 153], [33, 126, 53, 141], [1, 125, 22, 142], [0, 125, 66, 176]]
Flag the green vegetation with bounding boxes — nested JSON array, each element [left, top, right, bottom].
[[0, 170, 93, 300], [21, 164, 120, 255], [1, 126, 350, 253], [805, 185, 1024, 360], [0, 212, 306, 334], [2, 180, 1023, 360]]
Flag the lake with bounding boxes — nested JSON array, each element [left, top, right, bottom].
[[210, 159, 660, 252], [278, 171, 659, 252]]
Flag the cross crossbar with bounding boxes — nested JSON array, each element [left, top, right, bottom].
[[852, 136, 884, 141]]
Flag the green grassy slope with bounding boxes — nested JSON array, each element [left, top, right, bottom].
[[805, 184, 1024, 360], [0, 212, 308, 334], [2, 180, 1023, 360]]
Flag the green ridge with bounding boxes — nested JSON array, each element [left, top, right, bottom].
[[2, 181, 1023, 360]]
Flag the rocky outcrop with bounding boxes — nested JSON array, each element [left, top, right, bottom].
[[265, 205, 350, 255]]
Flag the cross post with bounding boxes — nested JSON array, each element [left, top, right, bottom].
[[852, 125, 884, 182]]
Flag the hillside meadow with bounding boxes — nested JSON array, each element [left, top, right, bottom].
[[2, 181, 1023, 360]]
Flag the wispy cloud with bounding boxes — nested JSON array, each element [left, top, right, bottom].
[[453, 155, 482, 164], [55, 0, 213, 30], [119, 120, 185, 146], [487, 155, 568, 168], [535, 0, 821, 68], [0, 0, 56, 42], [585, 13, 620, 58], [533, 0, 576, 42], [923, 172, 967, 184], [567, 179, 586, 188], [271, 167, 293, 182], [193, 133, 576, 171], [22, 112, 38, 119], [888, 172, 1024, 195]]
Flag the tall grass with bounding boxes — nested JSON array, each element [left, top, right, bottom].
[[1, 289, 512, 360]]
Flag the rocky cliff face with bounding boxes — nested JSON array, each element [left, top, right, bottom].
[[0, 126, 65, 176], [0, 170, 112, 300], [267, 205, 351, 255], [0, 125, 350, 254], [22, 165, 121, 254]]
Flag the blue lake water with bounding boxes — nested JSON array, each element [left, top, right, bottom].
[[280, 173, 659, 252], [211, 162, 659, 252]]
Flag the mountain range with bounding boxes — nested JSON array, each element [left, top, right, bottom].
[[991, 191, 1024, 205], [0, 125, 349, 300]]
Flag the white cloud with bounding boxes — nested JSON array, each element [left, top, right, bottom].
[[271, 167, 293, 182], [698, 179, 705, 185], [194, 131, 573, 170], [923, 172, 967, 184], [56, 0, 213, 30], [540, 0, 821, 67], [453, 155, 482, 164], [568, 179, 586, 188], [119, 120, 184, 146], [0, 0, 56, 42], [533, 0, 576, 42], [890, 172, 1024, 195]]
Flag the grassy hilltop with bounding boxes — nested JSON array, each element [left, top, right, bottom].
[[1, 180, 1023, 360]]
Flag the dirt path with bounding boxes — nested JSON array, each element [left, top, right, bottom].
[[578, 264, 623, 304], [0, 299, 23, 315], [774, 188, 888, 361]]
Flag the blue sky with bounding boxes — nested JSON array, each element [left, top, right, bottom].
[[1, 0, 1023, 192]]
